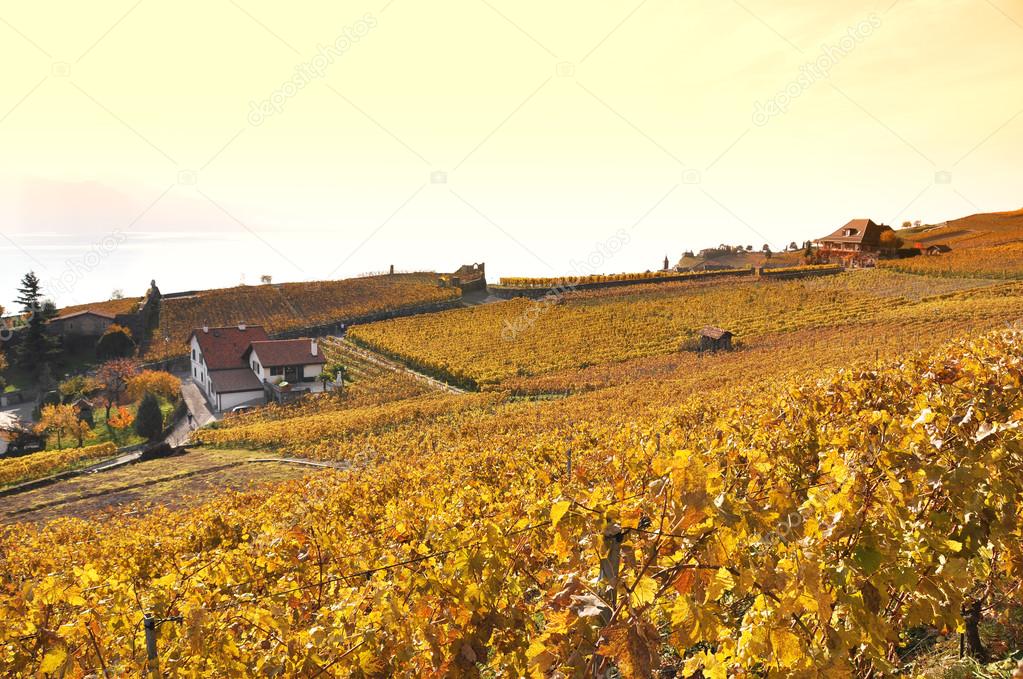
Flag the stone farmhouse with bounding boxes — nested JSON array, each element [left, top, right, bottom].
[[47, 310, 116, 338], [187, 324, 328, 412]]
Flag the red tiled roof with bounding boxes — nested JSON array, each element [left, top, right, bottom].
[[188, 325, 270, 370], [245, 339, 326, 367], [210, 368, 264, 394]]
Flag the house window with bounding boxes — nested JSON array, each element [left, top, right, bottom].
[[192, 348, 196, 360], [271, 366, 283, 376]]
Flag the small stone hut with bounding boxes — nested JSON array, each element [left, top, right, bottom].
[[698, 327, 733, 352]]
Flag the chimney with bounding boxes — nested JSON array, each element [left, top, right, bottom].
[[311, 338, 318, 356], [238, 322, 246, 331]]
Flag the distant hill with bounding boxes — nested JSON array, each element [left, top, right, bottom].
[[882, 206, 1023, 279], [898, 207, 1023, 249]]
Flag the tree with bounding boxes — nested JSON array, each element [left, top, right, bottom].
[[788, 242, 798, 251], [110, 289, 124, 300], [95, 324, 136, 360], [70, 417, 92, 447], [879, 230, 904, 251], [127, 370, 181, 402], [901, 220, 912, 228], [322, 362, 349, 393], [133, 393, 163, 441], [14, 272, 58, 375], [35, 403, 81, 450], [107, 406, 134, 442], [58, 375, 102, 402], [260, 275, 272, 284], [96, 359, 140, 421], [318, 369, 333, 392]]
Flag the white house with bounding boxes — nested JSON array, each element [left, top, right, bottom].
[[187, 324, 329, 412], [243, 338, 328, 403]]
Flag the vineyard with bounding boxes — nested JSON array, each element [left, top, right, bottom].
[[145, 274, 459, 362], [881, 242, 1023, 279], [57, 297, 142, 318], [496, 268, 748, 288], [3, 326, 1023, 675], [347, 270, 1018, 389], [0, 442, 117, 488], [4, 261, 1023, 675]]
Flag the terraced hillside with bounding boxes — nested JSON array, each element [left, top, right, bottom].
[[6, 322, 1023, 675], [145, 273, 458, 361], [348, 269, 1016, 390], [883, 207, 1023, 278]]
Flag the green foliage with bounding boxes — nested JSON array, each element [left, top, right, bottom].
[[58, 375, 102, 401], [13, 271, 59, 374], [133, 393, 163, 441]]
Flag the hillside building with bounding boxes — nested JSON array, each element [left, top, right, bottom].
[[47, 310, 116, 338], [188, 324, 328, 411], [814, 219, 897, 265]]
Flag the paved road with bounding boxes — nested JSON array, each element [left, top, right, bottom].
[[0, 402, 35, 456], [460, 288, 505, 307], [166, 380, 217, 447]]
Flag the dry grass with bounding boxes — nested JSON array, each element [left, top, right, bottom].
[[0, 448, 325, 524]]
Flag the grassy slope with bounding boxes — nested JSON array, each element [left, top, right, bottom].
[[0, 448, 318, 524]]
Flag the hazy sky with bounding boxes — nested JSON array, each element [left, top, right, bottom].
[[1, 0, 1021, 306]]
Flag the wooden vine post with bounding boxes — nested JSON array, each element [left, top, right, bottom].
[[593, 519, 624, 678]]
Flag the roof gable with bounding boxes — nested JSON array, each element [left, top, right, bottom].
[[817, 219, 892, 245], [190, 325, 270, 370], [246, 339, 326, 367], [52, 310, 116, 322]]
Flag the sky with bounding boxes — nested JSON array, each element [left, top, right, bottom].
[[0, 0, 1021, 308]]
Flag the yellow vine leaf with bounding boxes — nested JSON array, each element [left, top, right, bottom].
[[550, 501, 571, 528], [39, 647, 67, 674]]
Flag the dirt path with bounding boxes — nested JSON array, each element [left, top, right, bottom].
[[330, 337, 466, 394], [1, 449, 345, 524]]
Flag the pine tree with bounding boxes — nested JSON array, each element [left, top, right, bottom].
[[14, 272, 59, 374], [133, 393, 164, 441]]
